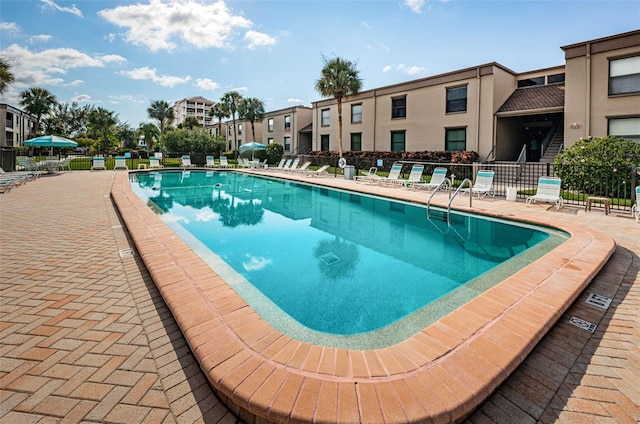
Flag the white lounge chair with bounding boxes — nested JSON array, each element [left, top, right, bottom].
[[267, 158, 286, 171], [149, 157, 163, 169], [206, 155, 215, 167], [403, 164, 424, 188], [377, 163, 404, 186], [526, 177, 564, 210], [303, 164, 330, 177], [216, 156, 230, 168], [114, 156, 128, 170], [355, 167, 378, 183], [631, 185, 639, 223], [292, 161, 311, 173], [419, 167, 448, 191], [181, 155, 196, 168], [91, 157, 106, 171], [462, 170, 495, 198], [286, 158, 301, 172]]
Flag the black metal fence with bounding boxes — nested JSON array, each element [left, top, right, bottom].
[[12, 152, 639, 212]]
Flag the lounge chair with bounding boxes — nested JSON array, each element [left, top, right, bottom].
[[303, 164, 330, 177], [526, 177, 564, 210], [149, 157, 164, 169], [216, 156, 230, 168], [279, 159, 293, 171], [419, 167, 448, 191], [114, 156, 128, 170], [267, 158, 286, 170], [403, 164, 425, 188], [631, 185, 639, 223], [206, 155, 215, 167], [355, 167, 378, 183], [181, 155, 196, 168], [59, 157, 72, 172], [461, 170, 495, 198], [376, 163, 404, 186], [292, 161, 311, 173], [91, 157, 106, 171], [287, 158, 301, 172]]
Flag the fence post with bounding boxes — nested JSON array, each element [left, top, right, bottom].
[[632, 164, 638, 202]]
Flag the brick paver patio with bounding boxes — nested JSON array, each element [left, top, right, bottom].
[[1, 170, 638, 423]]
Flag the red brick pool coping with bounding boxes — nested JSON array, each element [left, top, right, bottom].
[[111, 171, 615, 424]]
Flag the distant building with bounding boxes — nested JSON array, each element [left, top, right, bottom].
[[0, 104, 37, 147], [172, 96, 215, 128]]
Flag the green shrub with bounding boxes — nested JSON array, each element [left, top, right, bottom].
[[554, 136, 640, 196], [264, 143, 284, 165]]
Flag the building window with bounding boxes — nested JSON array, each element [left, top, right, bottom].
[[351, 104, 362, 123], [267, 137, 274, 144], [238, 124, 242, 135], [284, 115, 291, 129], [391, 96, 406, 119], [350, 133, 362, 151], [517, 77, 545, 88], [391, 131, 405, 151], [610, 56, 640, 95], [321, 109, 330, 126], [228, 126, 232, 136], [268, 118, 274, 132], [609, 117, 640, 142], [320, 134, 330, 151], [445, 128, 466, 151], [284, 136, 291, 151], [446, 86, 467, 113], [548, 73, 565, 84]]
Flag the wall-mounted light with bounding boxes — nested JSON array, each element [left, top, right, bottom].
[[570, 123, 582, 129]]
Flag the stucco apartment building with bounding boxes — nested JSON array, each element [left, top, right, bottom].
[[309, 30, 640, 162], [0, 104, 36, 147], [262, 106, 313, 154]]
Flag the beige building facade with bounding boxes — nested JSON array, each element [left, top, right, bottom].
[[262, 106, 312, 154], [0, 104, 37, 147], [310, 30, 640, 162]]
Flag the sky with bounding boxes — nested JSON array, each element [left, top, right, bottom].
[[1, 0, 638, 128]]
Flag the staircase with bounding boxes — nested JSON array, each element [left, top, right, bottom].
[[540, 126, 563, 164]]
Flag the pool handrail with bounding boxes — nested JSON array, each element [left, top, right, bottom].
[[447, 178, 473, 223], [426, 178, 452, 218]]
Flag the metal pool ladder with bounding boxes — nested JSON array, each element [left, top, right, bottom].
[[426, 178, 472, 224]]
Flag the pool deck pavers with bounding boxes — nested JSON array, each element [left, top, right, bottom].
[[1, 169, 638, 423]]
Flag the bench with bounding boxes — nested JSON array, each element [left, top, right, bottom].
[[585, 196, 610, 215]]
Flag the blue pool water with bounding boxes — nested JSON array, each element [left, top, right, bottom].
[[131, 170, 562, 340]]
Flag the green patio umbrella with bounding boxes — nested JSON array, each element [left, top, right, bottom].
[[24, 135, 78, 155]]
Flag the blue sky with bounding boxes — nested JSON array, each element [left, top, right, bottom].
[[1, 0, 638, 128]]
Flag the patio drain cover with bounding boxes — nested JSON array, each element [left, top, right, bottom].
[[585, 293, 612, 310], [319, 252, 340, 265], [119, 248, 136, 258], [569, 316, 597, 333]]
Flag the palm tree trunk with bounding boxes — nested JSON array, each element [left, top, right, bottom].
[[337, 100, 343, 157]]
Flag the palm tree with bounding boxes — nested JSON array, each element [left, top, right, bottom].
[[19, 87, 58, 137], [239, 97, 265, 143], [147, 100, 174, 133], [138, 122, 160, 151], [182, 116, 200, 130], [117, 123, 136, 149], [314, 56, 362, 157], [219, 91, 243, 151], [209, 103, 229, 146], [87, 107, 118, 155], [0, 56, 15, 95]]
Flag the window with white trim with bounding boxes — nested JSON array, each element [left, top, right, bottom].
[[610, 56, 640, 95]]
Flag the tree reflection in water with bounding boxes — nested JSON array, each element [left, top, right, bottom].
[[313, 236, 360, 281], [212, 188, 264, 228]]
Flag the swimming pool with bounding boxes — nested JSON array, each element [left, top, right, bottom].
[[131, 170, 566, 347], [114, 170, 614, 424]]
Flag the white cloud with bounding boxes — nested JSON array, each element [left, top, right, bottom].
[[40, 0, 83, 17], [119, 66, 191, 88], [230, 86, 248, 93], [287, 97, 303, 103], [382, 65, 392, 73], [196, 78, 220, 91], [402, 0, 425, 14], [65, 80, 84, 87], [100, 54, 127, 64], [361, 21, 371, 29], [71, 93, 91, 102], [109, 94, 146, 104], [98, 0, 270, 52], [0, 22, 20, 36], [244, 30, 276, 49], [396, 64, 426, 75], [29, 34, 52, 43], [0, 43, 107, 87], [242, 255, 272, 271], [106, 33, 116, 43]]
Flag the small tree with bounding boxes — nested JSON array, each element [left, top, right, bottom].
[[555, 136, 640, 196]]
